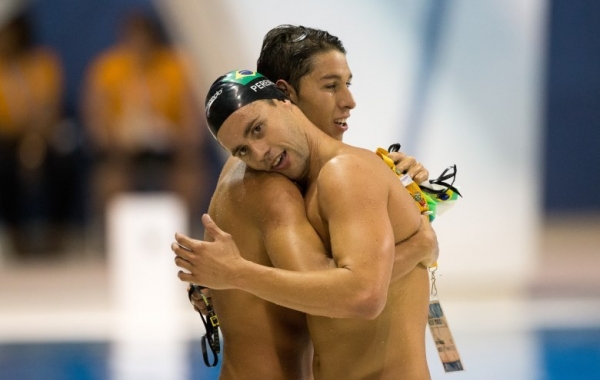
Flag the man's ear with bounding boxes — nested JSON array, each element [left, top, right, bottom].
[[275, 79, 298, 103]]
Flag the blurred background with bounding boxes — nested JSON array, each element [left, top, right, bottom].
[[0, 0, 598, 379]]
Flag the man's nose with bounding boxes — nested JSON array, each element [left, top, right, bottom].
[[339, 86, 356, 110], [249, 142, 271, 166]]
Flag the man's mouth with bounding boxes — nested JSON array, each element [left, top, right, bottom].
[[334, 118, 349, 130], [272, 151, 286, 170]]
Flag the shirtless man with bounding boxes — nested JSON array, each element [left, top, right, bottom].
[[173, 67, 436, 379], [182, 26, 436, 379]]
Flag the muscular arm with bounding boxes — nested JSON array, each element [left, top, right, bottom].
[[385, 151, 438, 278], [175, 216, 392, 319], [173, 155, 422, 319], [248, 172, 335, 272], [391, 215, 439, 281], [189, 172, 334, 314]]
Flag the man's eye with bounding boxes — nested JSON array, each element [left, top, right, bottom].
[[252, 125, 262, 134], [239, 146, 248, 156]]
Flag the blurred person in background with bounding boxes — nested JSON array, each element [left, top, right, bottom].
[[81, 10, 208, 248], [0, 11, 65, 258]]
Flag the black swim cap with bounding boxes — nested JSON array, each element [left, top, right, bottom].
[[205, 70, 288, 138]]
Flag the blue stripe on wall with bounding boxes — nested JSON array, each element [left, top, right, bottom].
[[543, 0, 600, 213]]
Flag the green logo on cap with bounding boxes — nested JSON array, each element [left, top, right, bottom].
[[223, 70, 264, 86]]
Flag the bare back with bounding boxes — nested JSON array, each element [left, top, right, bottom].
[[207, 158, 315, 380], [304, 145, 430, 380]]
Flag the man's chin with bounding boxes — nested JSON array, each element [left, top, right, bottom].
[[334, 123, 348, 138]]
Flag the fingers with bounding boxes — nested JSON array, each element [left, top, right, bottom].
[[175, 233, 195, 252], [389, 152, 417, 176], [201, 213, 228, 240], [171, 241, 194, 261], [192, 301, 208, 314], [388, 152, 430, 183], [173, 215, 225, 290], [404, 163, 423, 180], [174, 255, 193, 272], [189, 287, 210, 314], [412, 167, 430, 184], [193, 288, 213, 314], [177, 270, 194, 283]]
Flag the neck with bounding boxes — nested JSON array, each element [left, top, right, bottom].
[[295, 110, 342, 190]]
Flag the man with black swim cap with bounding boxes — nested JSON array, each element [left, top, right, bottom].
[[174, 26, 437, 380], [176, 66, 436, 377], [205, 70, 288, 138]]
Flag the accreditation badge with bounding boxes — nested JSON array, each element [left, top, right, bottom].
[[428, 267, 464, 373]]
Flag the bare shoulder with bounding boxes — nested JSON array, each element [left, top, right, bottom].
[[248, 173, 304, 227], [217, 158, 304, 224], [318, 145, 393, 191], [326, 145, 389, 172]]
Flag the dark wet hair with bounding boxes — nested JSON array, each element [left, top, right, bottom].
[[256, 25, 346, 93]]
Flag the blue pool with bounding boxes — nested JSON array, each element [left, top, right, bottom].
[[1, 328, 599, 380]]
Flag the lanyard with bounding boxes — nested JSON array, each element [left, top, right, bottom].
[[379, 143, 464, 372]]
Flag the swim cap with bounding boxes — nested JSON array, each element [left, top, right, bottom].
[[205, 70, 288, 138]]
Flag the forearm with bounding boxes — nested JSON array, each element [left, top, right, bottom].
[[390, 215, 439, 282], [233, 259, 386, 319], [175, 214, 391, 320]]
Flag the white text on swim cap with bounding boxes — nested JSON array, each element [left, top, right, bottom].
[[250, 80, 275, 92], [206, 89, 223, 112]]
